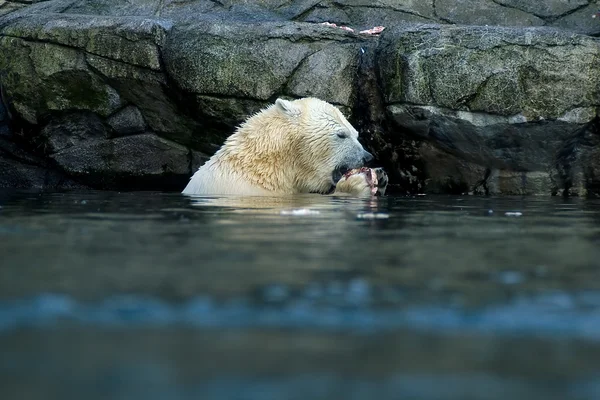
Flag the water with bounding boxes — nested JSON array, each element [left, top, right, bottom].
[[1, 190, 600, 400]]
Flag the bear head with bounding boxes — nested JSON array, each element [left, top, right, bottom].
[[218, 97, 373, 195], [273, 97, 373, 193]]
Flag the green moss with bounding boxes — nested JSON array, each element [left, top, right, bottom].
[[44, 70, 121, 116]]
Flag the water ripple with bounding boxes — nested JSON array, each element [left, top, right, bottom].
[[1, 292, 600, 339]]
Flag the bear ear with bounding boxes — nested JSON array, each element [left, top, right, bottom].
[[275, 98, 301, 117]]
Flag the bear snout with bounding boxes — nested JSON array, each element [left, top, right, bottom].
[[363, 150, 374, 164]]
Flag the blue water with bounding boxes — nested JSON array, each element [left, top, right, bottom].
[[1, 190, 600, 399]]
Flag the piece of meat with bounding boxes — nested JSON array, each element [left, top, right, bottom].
[[319, 22, 384, 36], [320, 22, 355, 32], [342, 167, 379, 195], [359, 26, 385, 35]]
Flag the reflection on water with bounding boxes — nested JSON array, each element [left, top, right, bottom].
[[1, 190, 600, 399]]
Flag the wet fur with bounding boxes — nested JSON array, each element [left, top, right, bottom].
[[183, 97, 373, 196]]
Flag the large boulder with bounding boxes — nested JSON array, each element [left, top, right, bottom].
[[294, 0, 600, 36], [15, 0, 598, 36], [50, 133, 206, 190], [378, 24, 600, 195], [0, 136, 84, 190]]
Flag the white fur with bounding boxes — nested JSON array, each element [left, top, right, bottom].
[[183, 97, 371, 196]]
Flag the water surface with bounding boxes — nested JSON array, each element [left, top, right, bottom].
[[1, 191, 600, 399]]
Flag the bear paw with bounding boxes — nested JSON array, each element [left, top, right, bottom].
[[334, 167, 388, 197]]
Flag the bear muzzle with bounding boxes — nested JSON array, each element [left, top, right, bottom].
[[332, 165, 349, 186]]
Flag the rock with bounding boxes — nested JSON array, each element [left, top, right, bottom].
[[0, 11, 203, 147], [1, 12, 169, 70], [0, 137, 85, 189], [554, 126, 600, 197], [163, 20, 357, 104], [0, 94, 6, 126], [0, 157, 83, 189], [387, 105, 585, 171], [294, 0, 600, 35], [316, 0, 437, 29], [58, 0, 170, 17], [285, 43, 360, 105], [584, 146, 600, 196], [94, 66, 201, 146], [0, 136, 40, 165], [551, 4, 600, 36], [0, 1, 26, 17], [435, 0, 544, 26], [494, 0, 589, 18], [418, 142, 487, 194], [489, 170, 556, 196], [50, 133, 204, 190], [40, 112, 107, 154], [1, 0, 600, 195], [0, 37, 123, 123], [378, 24, 600, 195], [0, 84, 11, 137], [379, 25, 600, 119], [107, 106, 146, 136]]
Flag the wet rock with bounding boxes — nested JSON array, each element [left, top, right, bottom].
[[0, 157, 82, 189], [387, 105, 585, 172], [40, 112, 107, 154], [494, 0, 589, 18], [0, 137, 85, 189], [551, 4, 600, 36], [311, 0, 437, 29], [285, 43, 360, 105], [97, 69, 201, 146], [1, 12, 168, 69], [0, 11, 203, 146], [435, 0, 544, 27], [0, 96, 7, 137], [107, 106, 146, 136], [0, 37, 123, 123], [379, 24, 600, 195], [418, 143, 487, 194], [163, 20, 358, 106], [293, 0, 600, 35], [584, 146, 600, 196], [58, 0, 171, 17], [0, 1, 27, 17], [0, 83, 11, 138], [554, 126, 600, 196], [379, 25, 600, 119], [51, 133, 201, 190], [1, 0, 600, 194]]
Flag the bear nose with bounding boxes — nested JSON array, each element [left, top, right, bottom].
[[363, 150, 374, 164]]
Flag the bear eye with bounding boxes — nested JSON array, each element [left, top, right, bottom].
[[336, 132, 348, 139]]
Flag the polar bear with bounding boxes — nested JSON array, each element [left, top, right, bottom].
[[182, 97, 387, 197]]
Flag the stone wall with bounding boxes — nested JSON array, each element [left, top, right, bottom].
[[1, 0, 600, 195]]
